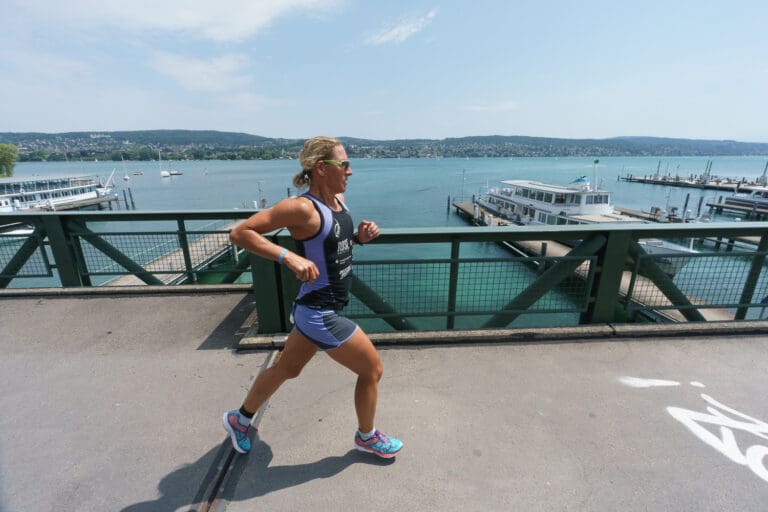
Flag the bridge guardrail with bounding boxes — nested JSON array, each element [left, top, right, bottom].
[[2, 211, 767, 333]]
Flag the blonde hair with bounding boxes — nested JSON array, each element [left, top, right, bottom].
[[292, 136, 341, 188]]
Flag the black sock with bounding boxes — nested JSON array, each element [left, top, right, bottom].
[[239, 406, 255, 419]]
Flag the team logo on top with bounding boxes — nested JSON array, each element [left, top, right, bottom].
[[333, 220, 341, 238]]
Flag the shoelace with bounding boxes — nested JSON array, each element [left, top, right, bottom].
[[371, 431, 389, 445]]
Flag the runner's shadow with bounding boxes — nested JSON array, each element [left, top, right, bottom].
[[120, 431, 392, 512], [219, 434, 394, 502]]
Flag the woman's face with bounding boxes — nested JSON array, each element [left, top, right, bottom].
[[322, 145, 352, 194]]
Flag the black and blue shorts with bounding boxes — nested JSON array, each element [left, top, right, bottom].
[[291, 304, 358, 350]]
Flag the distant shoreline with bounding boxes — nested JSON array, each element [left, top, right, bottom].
[[2, 130, 768, 162]]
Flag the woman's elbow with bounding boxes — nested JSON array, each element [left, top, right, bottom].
[[229, 227, 246, 247]]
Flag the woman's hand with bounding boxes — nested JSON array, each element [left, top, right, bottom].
[[356, 220, 380, 244], [283, 252, 319, 284]]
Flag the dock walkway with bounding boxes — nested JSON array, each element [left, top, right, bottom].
[[1, 290, 767, 511], [107, 224, 237, 286], [620, 175, 764, 192], [510, 238, 733, 322], [453, 202, 734, 322]]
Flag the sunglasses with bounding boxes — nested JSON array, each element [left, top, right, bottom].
[[322, 159, 351, 170]]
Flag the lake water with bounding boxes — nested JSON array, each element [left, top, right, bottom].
[[12, 155, 768, 225], [7, 156, 768, 326]]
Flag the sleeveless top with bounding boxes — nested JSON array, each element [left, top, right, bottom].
[[294, 193, 354, 310]]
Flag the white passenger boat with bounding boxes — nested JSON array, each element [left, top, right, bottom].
[[477, 176, 638, 226], [0, 174, 114, 212], [475, 175, 698, 276]]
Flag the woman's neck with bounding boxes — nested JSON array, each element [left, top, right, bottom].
[[308, 185, 339, 209]]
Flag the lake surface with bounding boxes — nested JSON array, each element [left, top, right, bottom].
[[12, 155, 768, 226], [8, 156, 768, 325]]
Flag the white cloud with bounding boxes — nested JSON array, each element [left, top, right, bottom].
[[15, 0, 339, 42], [149, 52, 254, 93], [365, 8, 438, 45], [462, 101, 519, 112]]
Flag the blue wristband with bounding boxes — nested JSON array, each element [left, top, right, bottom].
[[277, 248, 288, 264]]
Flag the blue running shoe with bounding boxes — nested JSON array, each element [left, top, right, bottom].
[[354, 429, 403, 459], [222, 410, 252, 454]]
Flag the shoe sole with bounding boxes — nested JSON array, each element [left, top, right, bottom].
[[354, 442, 400, 459], [222, 412, 249, 454]]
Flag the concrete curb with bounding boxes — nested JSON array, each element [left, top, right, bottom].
[[238, 320, 768, 349], [0, 284, 251, 298]]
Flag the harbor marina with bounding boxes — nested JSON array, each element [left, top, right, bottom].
[[459, 174, 701, 277]]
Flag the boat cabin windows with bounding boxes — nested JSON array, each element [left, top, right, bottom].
[[515, 187, 555, 204], [585, 194, 609, 205]]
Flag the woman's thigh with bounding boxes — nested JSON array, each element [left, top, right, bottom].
[[325, 327, 382, 378]]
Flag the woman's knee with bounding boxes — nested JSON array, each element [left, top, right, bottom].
[[369, 357, 384, 382], [275, 360, 306, 380]]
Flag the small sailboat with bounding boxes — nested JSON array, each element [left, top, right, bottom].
[[121, 156, 130, 180], [158, 149, 170, 177]]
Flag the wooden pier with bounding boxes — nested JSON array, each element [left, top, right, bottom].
[[30, 195, 121, 211], [509, 238, 732, 322], [106, 224, 238, 286], [620, 174, 765, 193], [452, 201, 735, 323], [705, 200, 768, 221], [453, 202, 514, 226]]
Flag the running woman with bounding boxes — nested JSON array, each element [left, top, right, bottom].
[[222, 136, 402, 459]]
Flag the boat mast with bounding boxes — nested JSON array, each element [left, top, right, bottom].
[[592, 159, 599, 192]]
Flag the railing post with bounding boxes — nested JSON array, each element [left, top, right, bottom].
[[249, 251, 284, 334], [176, 218, 196, 283], [42, 214, 83, 287], [446, 239, 460, 329], [735, 234, 768, 320], [582, 230, 630, 324], [68, 220, 92, 287]]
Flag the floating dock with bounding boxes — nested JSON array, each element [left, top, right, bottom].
[[30, 195, 121, 211], [620, 174, 765, 193], [107, 224, 238, 286], [453, 201, 514, 226], [452, 200, 734, 323], [705, 199, 768, 221]]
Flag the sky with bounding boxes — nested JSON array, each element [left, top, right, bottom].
[[1, 0, 766, 142]]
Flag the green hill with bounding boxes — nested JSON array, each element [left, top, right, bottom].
[[1, 130, 766, 161]]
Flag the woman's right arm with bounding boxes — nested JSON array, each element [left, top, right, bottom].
[[230, 198, 320, 283]]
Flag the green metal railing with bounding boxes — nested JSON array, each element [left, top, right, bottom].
[[2, 211, 768, 333]]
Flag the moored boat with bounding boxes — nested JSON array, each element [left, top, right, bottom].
[[472, 174, 698, 277], [0, 174, 115, 212], [477, 176, 639, 226], [723, 187, 768, 210]]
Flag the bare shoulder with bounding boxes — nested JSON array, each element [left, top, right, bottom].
[[274, 195, 316, 222], [234, 195, 317, 235]]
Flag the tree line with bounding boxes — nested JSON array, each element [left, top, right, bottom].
[[2, 130, 768, 164]]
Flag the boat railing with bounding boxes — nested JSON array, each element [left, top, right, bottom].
[[1, 210, 767, 333]]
